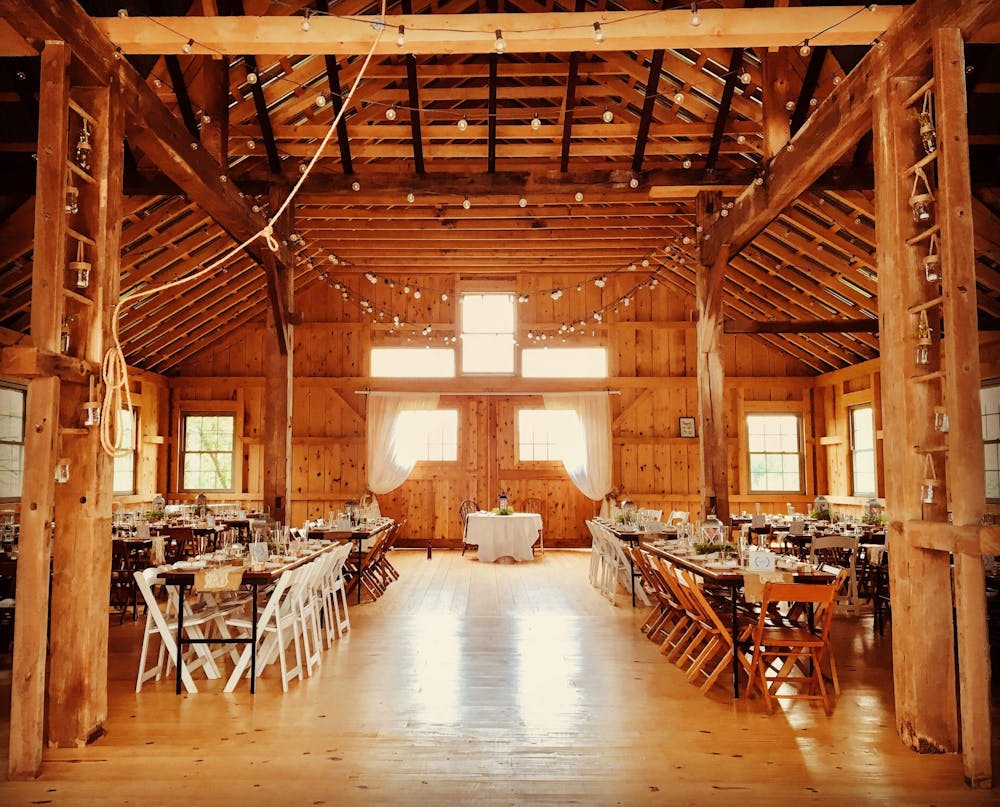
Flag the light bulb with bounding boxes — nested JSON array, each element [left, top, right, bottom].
[[246, 72, 258, 85], [386, 105, 397, 121], [629, 176, 639, 189], [117, 8, 128, 16], [602, 108, 613, 123], [351, 180, 361, 191], [574, 191, 584, 202], [739, 71, 751, 85], [674, 92, 684, 104], [182, 39, 193, 54], [413, 290, 422, 299], [495, 29, 506, 53], [689, 2, 701, 27], [457, 116, 468, 132], [316, 95, 326, 107], [785, 100, 795, 111], [518, 197, 528, 207], [530, 114, 541, 130], [406, 191, 415, 203], [441, 293, 448, 301], [202, 113, 211, 124], [593, 22, 605, 43], [682, 158, 692, 169], [800, 41, 811, 57], [396, 25, 406, 48], [462, 196, 471, 209], [736, 134, 746, 144], [301, 14, 311, 31]]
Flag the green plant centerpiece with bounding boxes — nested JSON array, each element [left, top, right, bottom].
[[492, 506, 514, 516], [143, 509, 166, 522], [809, 505, 832, 521], [694, 541, 735, 556]]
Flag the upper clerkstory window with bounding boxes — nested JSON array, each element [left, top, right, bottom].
[[0, 384, 26, 500], [181, 413, 235, 491], [371, 347, 455, 378], [460, 293, 515, 374], [746, 413, 803, 493], [522, 347, 607, 378]]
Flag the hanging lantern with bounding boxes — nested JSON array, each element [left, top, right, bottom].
[[923, 232, 940, 283], [75, 119, 92, 171], [916, 93, 936, 155], [909, 168, 934, 223], [69, 241, 91, 289], [933, 405, 950, 433], [65, 178, 79, 215], [862, 497, 883, 524], [920, 455, 940, 505], [915, 310, 932, 365], [54, 459, 71, 484], [60, 316, 72, 353], [82, 376, 100, 427]]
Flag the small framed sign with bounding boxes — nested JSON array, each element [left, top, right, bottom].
[[679, 416, 696, 438]]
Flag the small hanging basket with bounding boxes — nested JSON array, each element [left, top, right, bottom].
[[910, 168, 934, 223], [69, 240, 91, 289]]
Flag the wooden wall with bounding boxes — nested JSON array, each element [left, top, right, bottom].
[[171, 271, 816, 545]]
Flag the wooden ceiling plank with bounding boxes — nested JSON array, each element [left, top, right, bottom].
[[724, 317, 879, 334]]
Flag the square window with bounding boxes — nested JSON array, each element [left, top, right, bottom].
[[460, 293, 515, 374], [396, 410, 458, 462], [181, 414, 236, 491], [746, 413, 802, 493]]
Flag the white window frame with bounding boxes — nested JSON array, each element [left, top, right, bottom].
[[849, 404, 877, 497], [113, 407, 138, 496], [0, 383, 26, 501], [370, 347, 455, 378], [399, 409, 459, 463], [179, 411, 237, 492], [746, 412, 804, 494], [459, 291, 516, 375], [516, 409, 578, 462], [521, 346, 608, 378], [983, 383, 1000, 504]]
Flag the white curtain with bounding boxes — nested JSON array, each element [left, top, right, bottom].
[[366, 392, 440, 495], [543, 392, 612, 501]]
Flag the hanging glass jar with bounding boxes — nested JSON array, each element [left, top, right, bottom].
[[909, 168, 934, 224], [923, 233, 940, 283], [915, 310, 933, 365], [60, 315, 72, 353], [916, 93, 936, 155], [75, 119, 92, 172], [69, 240, 91, 289], [920, 454, 939, 505], [933, 405, 950, 433], [65, 177, 79, 215]]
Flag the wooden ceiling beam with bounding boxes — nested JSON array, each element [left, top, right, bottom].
[[705, 47, 745, 173], [163, 55, 200, 138], [631, 48, 665, 175], [789, 45, 827, 136], [95, 7, 904, 56], [321, 53, 355, 173], [559, 50, 581, 173], [724, 317, 879, 334], [702, 0, 998, 266], [487, 53, 497, 173]]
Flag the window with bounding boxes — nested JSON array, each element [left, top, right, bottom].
[[746, 413, 803, 493], [521, 347, 608, 378], [113, 408, 137, 495], [983, 384, 1000, 502], [181, 413, 235, 491], [849, 405, 877, 496], [371, 348, 455, 378], [518, 409, 579, 461], [0, 384, 26, 500], [460, 293, 515, 374], [396, 409, 458, 461]]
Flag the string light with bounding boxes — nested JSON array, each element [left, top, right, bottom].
[[682, 158, 692, 169], [800, 40, 811, 57], [574, 192, 584, 202], [386, 104, 398, 120], [301, 11, 312, 31], [739, 71, 752, 85], [530, 114, 541, 130], [246, 72, 258, 84], [629, 176, 640, 189], [495, 29, 506, 53], [351, 180, 361, 191], [315, 94, 327, 107], [396, 25, 406, 48], [462, 196, 471, 209], [457, 116, 469, 132], [406, 191, 415, 203], [689, 2, 701, 27], [593, 22, 605, 43], [602, 108, 614, 123], [674, 91, 685, 104], [518, 197, 528, 207], [182, 39, 193, 54]]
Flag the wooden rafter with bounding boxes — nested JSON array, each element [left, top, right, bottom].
[[789, 46, 827, 136], [559, 51, 581, 173], [705, 48, 745, 173], [631, 48, 665, 175]]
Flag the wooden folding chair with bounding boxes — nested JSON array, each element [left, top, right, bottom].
[[746, 581, 838, 715]]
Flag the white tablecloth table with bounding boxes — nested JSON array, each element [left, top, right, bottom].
[[465, 512, 543, 562]]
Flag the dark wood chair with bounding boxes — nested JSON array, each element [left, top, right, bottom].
[[521, 497, 544, 554], [459, 499, 478, 555]]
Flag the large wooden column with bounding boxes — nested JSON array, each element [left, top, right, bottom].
[[48, 71, 125, 747], [873, 76, 960, 756], [933, 28, 991, 789], [262, 192, 293, 524], [6, 41, 69, 779], [695, 191, 730, 524]]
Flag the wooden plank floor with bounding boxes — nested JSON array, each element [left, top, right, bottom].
[[1, 549, 997, 805]]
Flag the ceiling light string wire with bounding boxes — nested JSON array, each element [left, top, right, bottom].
[[98, 0, 388, 457]]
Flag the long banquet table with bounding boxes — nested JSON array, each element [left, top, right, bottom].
[[307, 517, 395, 603], [159, 542, 337, 694], [465, 512, 542, 562], [642, 542, 835, 698]]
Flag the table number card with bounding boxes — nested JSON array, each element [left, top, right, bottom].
[[748, 549, 776, 572], [249, 541, 269, 565]]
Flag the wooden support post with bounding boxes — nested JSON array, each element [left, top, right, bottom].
[[262, 189, 293, 524], [8, 42, 69, 777], [695, 191, 729, 524], [933, 27, 991, 789], [197, 58, 229, 166], [7, 378, 58, 778], [873, 76, 959, 756], [48, 75, 124, 748]]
